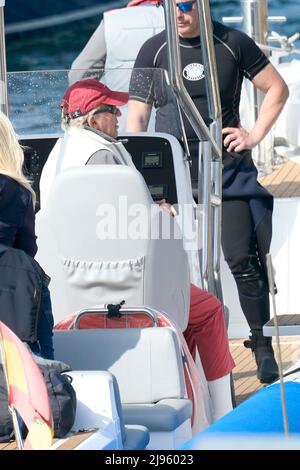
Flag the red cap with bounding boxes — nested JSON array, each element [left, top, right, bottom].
[[61, 79, 129, 118], [127, 1, 160, 6]]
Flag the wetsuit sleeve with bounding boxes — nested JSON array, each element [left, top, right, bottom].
[[129, 38, 157, 104], [235, 30, 270, 80]]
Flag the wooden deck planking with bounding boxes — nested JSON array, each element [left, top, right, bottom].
[[55, 431, 95, 450], [0, 441, 17, 450], [0, 431, 96, 451], [261, 159, 295, 185], [259, 159, 300, 198], [230, 337, 300, 405]]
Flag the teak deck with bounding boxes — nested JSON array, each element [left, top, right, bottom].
[[230, 336, 300, 405], [259, 159, 300, 198]]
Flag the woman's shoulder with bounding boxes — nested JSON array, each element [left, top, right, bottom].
[[0, 174, 19, 198], [0, 174, 32, 208]]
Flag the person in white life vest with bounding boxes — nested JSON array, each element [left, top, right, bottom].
[[39, 79, 235, 423], [68, 0, 165, 90], [39, 79, 134, 207]]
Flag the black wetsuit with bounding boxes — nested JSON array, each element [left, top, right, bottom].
[[129, 22, 274, 332], [130, 21, 269, 179]]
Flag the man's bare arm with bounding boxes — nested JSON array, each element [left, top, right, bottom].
[[126, 99, 152, 132], [223, 63, 289, 153]]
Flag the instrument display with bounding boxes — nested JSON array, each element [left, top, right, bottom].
[[142, 152, 162, 168], [148, 184, 168, 200]]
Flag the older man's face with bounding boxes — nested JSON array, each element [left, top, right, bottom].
[[175, 0, 200, 38], [91, 107, 121, 139]]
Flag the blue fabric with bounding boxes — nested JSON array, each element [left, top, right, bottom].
[[180, 382, 300, 449], [0, 174, 53, 358], [30, 284, 55, 360], [0, 174, 37, 257], [189, 145, 274, 274], [222, 150, 273, 278], [222, 150, 273, 229]]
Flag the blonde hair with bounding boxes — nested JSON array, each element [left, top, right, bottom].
[[0, 112, 36, 206]]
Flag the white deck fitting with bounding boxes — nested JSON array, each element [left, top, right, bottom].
[[263, 315, 300, 337]]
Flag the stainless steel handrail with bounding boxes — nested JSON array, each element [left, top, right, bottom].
[[212, 150, 223, 302], [196, 1, 222, 126], [196, 0, 223, 300], [163, 0, 221, 159], [0, 3, 8, 115], [73, 307, 159, 329], [163, 0, 223, 299], [200, 141, 212, 291], [241, 0, 272, 176]]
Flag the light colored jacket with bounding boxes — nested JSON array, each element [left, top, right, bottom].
[[103, 5, 165, 91], [69, 4, 165, 89], [39, 126, 133, 207]]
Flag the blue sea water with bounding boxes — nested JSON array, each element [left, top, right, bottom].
[[6, 0, 300, 72]]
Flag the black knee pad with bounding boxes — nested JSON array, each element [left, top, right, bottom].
[[231, 255, 268, 298]]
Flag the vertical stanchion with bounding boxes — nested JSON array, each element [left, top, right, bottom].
[[241, 0, 272, 175], [0, 2, 8, 115], [266, 253, 289, 436]]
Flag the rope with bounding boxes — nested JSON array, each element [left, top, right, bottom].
[[266, 253, 289, 437], [257, 43, 300, 54], [256, 32, 300, 54]]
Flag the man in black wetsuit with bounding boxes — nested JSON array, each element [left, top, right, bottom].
[[126, 0, 289, 384]]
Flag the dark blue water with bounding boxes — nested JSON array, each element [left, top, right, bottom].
[[6, 0, 300, 72], [4, 0, 110, 24]]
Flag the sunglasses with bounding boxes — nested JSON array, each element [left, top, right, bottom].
[[94, 105, 119, 116], [176, 0, 196, 13]]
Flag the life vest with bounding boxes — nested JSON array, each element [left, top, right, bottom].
[[39, 126, 134, 207], [103, 5, 165, 92]]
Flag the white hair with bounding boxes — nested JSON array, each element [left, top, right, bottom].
[[61, 107, 103, 131], [0, 112, 35, 205]]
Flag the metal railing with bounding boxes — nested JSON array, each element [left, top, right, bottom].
[[196, 0, 223, 300], [241, 0, 272, 176], [73, 307, 159, 329], [0, 2, 8, 115], [163, 0, 223, 299]]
